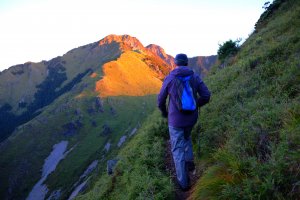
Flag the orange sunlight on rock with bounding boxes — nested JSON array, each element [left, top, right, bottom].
[[95, 51, 162, 98], [90, 72, 98, 78]]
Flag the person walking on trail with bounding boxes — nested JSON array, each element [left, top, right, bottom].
[[157, 53, 211, 191]]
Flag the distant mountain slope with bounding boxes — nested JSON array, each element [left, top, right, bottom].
[[0, 34, 171, 142], [0, 34, 173, 200], [146, 44, 217, 78], [188, 55, 218, 78], [0, 36, 123, 142]]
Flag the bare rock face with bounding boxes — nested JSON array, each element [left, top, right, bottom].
[[80, 160, 98, 179], [107, 159, 118, 175], [47, 189, 61, 200], [129, 127, 138, 137], [68, 160, 98, 200], [27, 141, 69, 200], [104, 142, 111, 152], [117, 135, 127, 147], [68, 180, 88, 200]]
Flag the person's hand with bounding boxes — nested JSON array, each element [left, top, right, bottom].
[[162, 111, 168, 118]]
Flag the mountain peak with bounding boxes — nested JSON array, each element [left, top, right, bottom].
[[146, 44, 167, 56], [146, 44, 175, 68], [99, 34, 144, 51]]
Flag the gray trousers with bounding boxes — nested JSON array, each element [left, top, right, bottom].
[[169, 126, 194, 189]]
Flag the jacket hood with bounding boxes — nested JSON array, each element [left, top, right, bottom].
[[170, 66, 194, 77]]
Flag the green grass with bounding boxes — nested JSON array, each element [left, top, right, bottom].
[[190, 0, 300, 199], [0, 86, 158, 199], [0, 35, 169, 199], [76, 110, 174, 200], [1, 1, 299, 199], [46, 95, 158, 199]]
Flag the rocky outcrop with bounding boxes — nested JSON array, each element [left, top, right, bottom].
[[47, 189, 61, 200], [68, 180, 88, 200], [27, 141, 69, 200], [129, 127, 138, 137], [104, 142, 111, 152], [80, 160, 98, 180], [68, 160, 98, 200], [107, 159, 119, 175], [117, 135, 127, 147]]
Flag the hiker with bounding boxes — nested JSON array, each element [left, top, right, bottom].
[[157, 53, 211, 191]]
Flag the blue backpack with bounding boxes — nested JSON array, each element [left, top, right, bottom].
[[174, 75, 197, 113]]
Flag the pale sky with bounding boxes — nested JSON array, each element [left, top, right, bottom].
[[0, 0, 267, 71]]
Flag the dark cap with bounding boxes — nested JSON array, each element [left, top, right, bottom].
[[174, 53, 188, 66]]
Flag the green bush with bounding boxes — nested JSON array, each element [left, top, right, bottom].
[[217, 39, 240, 63]]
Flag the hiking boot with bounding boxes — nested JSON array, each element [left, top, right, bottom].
[[176, 177, 191, 192], [180, 185, 191, 192], [177, 180, 191, 192]]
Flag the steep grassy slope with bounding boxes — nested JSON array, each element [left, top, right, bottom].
[[189, 0, 300, 199], [77, 111, 174, 200], [76, 1, 300, 199], [0, 83, 159, 200], [2, 1, 298, 198]]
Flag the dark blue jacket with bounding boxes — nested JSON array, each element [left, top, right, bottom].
[[157, 66, 211, 127]]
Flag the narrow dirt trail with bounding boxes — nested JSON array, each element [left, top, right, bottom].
[[165, 140, 200, 200]]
